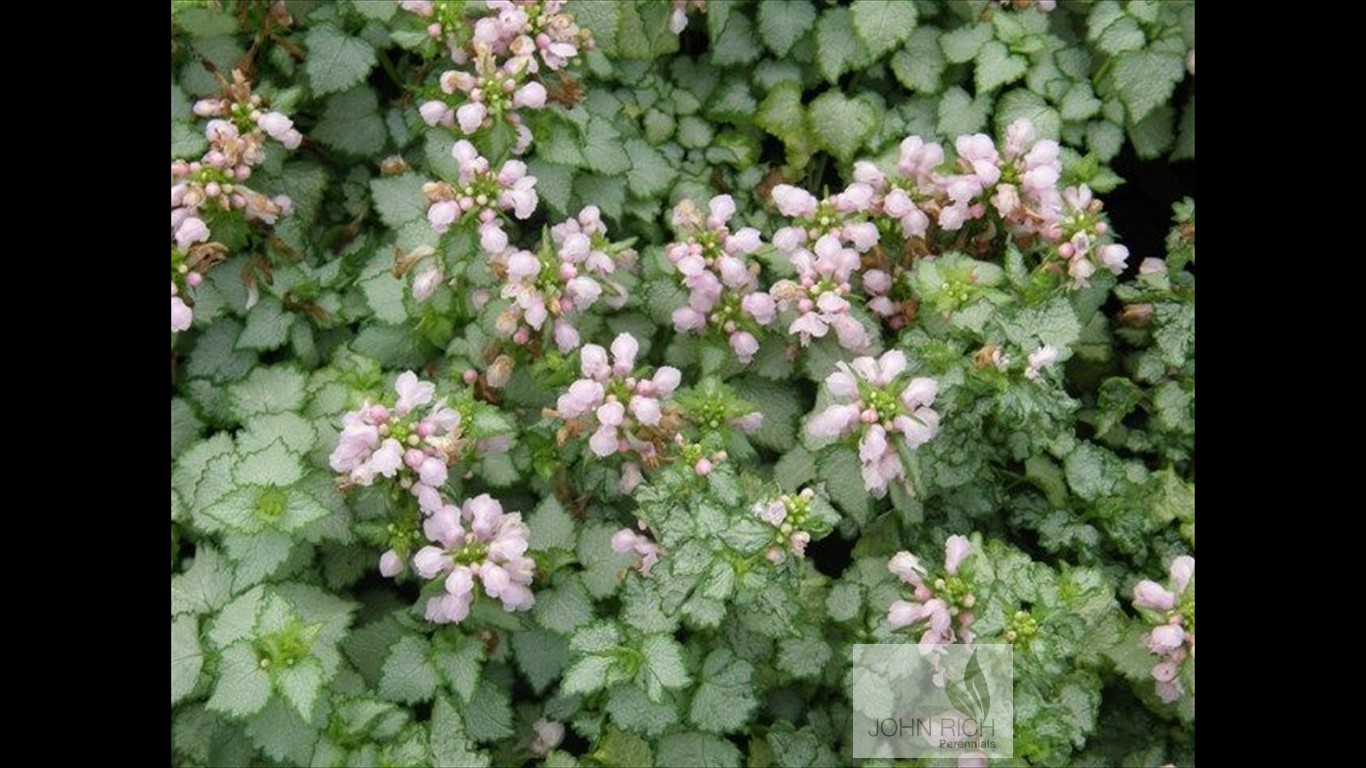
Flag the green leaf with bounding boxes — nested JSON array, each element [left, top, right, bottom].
[[755, 81, 806, 144], [640, 634, 691, 698], [575, 1, 620, 54], [975, 40, 1028, 93], [605, 684, 677, 738], [940, 23, 993, 64], [275, 658, 324, 720], [527, 496, 576, 552], [777, 633, 831, 680], [656, 732, 742, 768], [305, 24, 376, 96], [807, 92, 878, 163], [208, 586, 264, 648], [562, 654, 615, 697], [171, 615, 204, 705], [234, 439, 304, 487], [994, 89, 1062, 141], [938, 87, 989, 137], [815, 8, 867, 84], [431, 695, 492, 768], [370, 173, 428, 228], [1060, 82, 1103, 122], [757, 0, 815, 57], [1064, 442, 1125, 502], [379, 635, 440, 703], [312, 86, 387, 156], [711, 8, 761, 66], [172, 120, 208, 160], [1110, 50, 1186, 124], [826, 582, 862, 622], [890, 27, 945, 93], [583, 117, 633, 175], [535, 576, 595, 635], [172, 545, 234, 617], [596, 726, 655, 768], [207, 642, 272, 718], [624, 139, 677, 198], [236, 297, 294, 352], [574, 174, 627, 222], [434, 638, 484, 703], [511, 628, 569, 694], [689, 649, 757, 733], [820, 446, 870, 519], [1127, 104, 1176, 159], [227, 366, 306, 418], [1096, 14, 1145, 55], [850, 0, 918, 60], [774, 446, 816, 492], [464, 679, 514, 742]]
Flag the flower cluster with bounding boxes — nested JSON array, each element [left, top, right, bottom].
[[611, 524, 661, 577], [553, 333, 683, 476], [666, 196, 774, 363], [492, 206, 635, 351], [770, 184, 880, 257], [410, 494, 536, 623], [1051, 185, 1130, 286], [768, 235, 870, 351], [752, 488, 817, 562], [409, 1, 589, 149], [1132, 556, 1195, 703], [329, 372, 462, 514], [170, 69, 298, 333], [424, 140, 537, 252], [808, 351, 940, 495], [887, 535, 977, 646], [550, 205, 635, 308]]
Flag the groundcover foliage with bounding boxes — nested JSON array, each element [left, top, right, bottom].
[[171, 1, 1194, 765]]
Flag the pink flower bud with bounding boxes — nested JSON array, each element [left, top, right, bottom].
[[419, 100, 450, 127], [379, 549, 404, 578], [1133, 580, 1177, 611]]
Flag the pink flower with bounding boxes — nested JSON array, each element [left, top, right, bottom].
[[610, 333, 639, 374], [175, 217, 210, 250], [171, 295, 193, 332], [513, 81, 547, 109], [807, 404, 860, 439], [1148, 624, 1185, 654], [395, 371, 435, 414], [1133, 581, 1176, 611], [412, 266, 443, 301], [556, 379, 604, 418], [1169, 556, 1195, 593], [772, 184, 819, 218], [812, 354, 940, 495], [457, 102, 488, 134], [885, 539, 978, 646], [888, 552, 927, 585], [612, 526, 660, 576], [379, 549, 404, 578], [413, 495, 536, 622], [729, 332, 759, 363], [1025, 345, 1060, 381], [428, 200, 459, 233], [1132, 555, 1195, 702], [944, 535, 971, 574]]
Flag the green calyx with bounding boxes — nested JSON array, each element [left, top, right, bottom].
[[253, 620, 321, 669]]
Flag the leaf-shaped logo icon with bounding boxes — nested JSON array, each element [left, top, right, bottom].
[[946, 649, 991, 724], [964, 649, 990, 723]]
